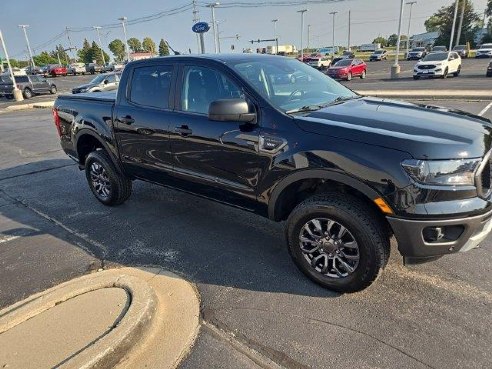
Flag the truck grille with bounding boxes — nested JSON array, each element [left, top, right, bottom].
[[418, 65, 436, 70], [476, 151, 492, 198]]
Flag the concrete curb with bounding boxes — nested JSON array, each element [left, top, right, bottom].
[[355, 90, 492, 100], [0, 267, 200, 369], [1, 100, 55, 113]]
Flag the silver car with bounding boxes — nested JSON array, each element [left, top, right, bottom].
[[71, 72, 120, 94]]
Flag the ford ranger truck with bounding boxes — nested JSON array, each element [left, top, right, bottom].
[[53, 54, 492, 292]]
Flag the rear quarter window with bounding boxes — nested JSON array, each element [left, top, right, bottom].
[[129, 65, 173, 109]]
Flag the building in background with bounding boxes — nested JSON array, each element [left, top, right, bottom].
[[129, 52, 155, 61], [410, 31, 439, 48]]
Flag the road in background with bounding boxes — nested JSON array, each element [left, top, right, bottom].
[[0, 99, 491, 368]]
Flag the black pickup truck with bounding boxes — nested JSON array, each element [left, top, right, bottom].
[[53, 54, 492, 292]]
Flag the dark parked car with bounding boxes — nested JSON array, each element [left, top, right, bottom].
[[452, 45, 469, 58], [332, 50, 355, 65], [487, 61, 492, 77], [0, 74, 56, 99], [327, 58, 367, 80], [53, 54, 492, 292], [86, 63, 103, 74]]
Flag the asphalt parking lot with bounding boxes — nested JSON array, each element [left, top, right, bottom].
[[0, 98, 491, 368]]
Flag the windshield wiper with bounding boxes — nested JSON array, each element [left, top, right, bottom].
[[286, 105, 325, 114]]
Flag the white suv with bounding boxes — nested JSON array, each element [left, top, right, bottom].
[[476, 43, 492, 58], [413, 52, 461, 79]]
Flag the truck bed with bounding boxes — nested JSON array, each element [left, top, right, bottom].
[[56, 91, 116, 102]]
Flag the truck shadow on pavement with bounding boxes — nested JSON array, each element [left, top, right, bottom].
[[0, 159, 340, 301]]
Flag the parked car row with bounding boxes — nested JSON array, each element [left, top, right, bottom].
[[22, 62, 126, 77]]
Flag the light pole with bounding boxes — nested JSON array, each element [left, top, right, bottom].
[[449, 0, 460, 51], [118, 17, 131, 62], [272, 19, 278, 54], [93, 26, 106, 65], [406, 2, 417, 57], [307, 24, 311, 51], [0, 30, 23, 101], [391, 0, 405, 79], [297, 9, 308, 60], [207, 2, 220, 54], [18, 25, 35, 68], [347, 10, 351, 51], [456, 0, 466, 47], [329, 12, 338, 59]]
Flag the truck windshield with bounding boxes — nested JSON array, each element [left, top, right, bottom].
[[231, 58, 356, 113]]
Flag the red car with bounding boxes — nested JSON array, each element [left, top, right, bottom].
[[326, 58, 366, 81], [46, 64, 67, 77]]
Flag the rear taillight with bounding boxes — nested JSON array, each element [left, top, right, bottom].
[[52, 108, 62, 136]]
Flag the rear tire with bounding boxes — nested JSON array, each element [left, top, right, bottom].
[[23, 88, 32, 99], [85, 150, 132, 206], [413, 75, 420, 80], [50, 85, 57, 94], [453, 66, 461, 77], [286, 193, 390, 293]]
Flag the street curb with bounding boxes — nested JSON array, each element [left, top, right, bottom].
[[355, 90, 492, 100], [0, 267, 200, 369], [1, 100, 55, 113]]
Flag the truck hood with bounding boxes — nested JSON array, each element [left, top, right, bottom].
[[294, 97, 492, 159]]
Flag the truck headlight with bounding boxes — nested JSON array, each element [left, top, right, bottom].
[[402, 159, 481, 186]]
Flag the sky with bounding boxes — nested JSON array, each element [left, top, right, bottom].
[[0, 0, 489, 61]]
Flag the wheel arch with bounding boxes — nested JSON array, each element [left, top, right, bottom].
[[75, 129, 124, 174], [268, 170, 382, 222]]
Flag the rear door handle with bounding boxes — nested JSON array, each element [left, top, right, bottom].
[[175, 125, 193, 136], [118, 116, 134, 125]]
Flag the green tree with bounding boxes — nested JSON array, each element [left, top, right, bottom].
[[50, 44, 70, 64], [142, 37, 156, 54], [426, 0, 480, 47], [158, 39, 169, 56], [387, 34, 399, 46], [77, 39, 92, 63], [372, 36, 388, 47], [108, 39, 126, 62], [89, 41, 109, 65], [33, 51, 57, 66], [127, 37, 142, 53], [487, 0, 491, 16]]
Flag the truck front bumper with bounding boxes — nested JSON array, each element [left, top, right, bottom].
[[387, 209, 492, 262]]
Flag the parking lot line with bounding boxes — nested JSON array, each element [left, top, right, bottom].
[[479, 102, 492, 117]]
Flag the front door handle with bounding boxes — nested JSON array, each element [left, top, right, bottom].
[[175, 125, 193, 136], [118, 115, 135, 125]]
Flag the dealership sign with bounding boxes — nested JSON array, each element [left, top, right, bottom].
[[192, 22, 210, 33]]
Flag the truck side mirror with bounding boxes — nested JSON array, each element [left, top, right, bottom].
[[208, 99, 256, 123]]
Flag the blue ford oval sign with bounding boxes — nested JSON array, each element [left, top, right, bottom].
[[192, 22, 210, 34]]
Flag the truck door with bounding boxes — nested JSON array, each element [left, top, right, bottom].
[[167, 63, 269, 210], [113, 63, 176, 181]]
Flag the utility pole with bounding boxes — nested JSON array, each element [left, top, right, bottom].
[[272, 19, 278, 54], [347, 10, 351, 50], [391, 0, 405, 79], [456, 0, 466, 47], [216, 21, 222, 53], [307, 24, 311, 51], [93, 26, 106, 65], [329, 11, 337, 59], [449, 0, 460, 51], [118, 17, 131, 62], [18, 25, 35, 68], [0, 30, 23, 101], [65, 27, 75, 61], [297, 9, 308, 60], [192, 0, 200, 53], [207, 2, 220, 54], [406, 2, 417, 56]]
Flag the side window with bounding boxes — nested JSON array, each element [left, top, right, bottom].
[[181, 66, 242, 115], [30, 75, 40, 83], [106, 74, 116, 83], [129, 65, 173, 110], [17, 76, 29, 83]]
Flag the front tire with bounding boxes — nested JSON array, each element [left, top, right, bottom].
[[346, 72, 352, 81], [85, 150, 132, 206], [286, 193, 389, 293], [50, 85, 57, 94], [360, 70, 366, 79], [23, 88, 32, 99], [441, 67, 449, 79]]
